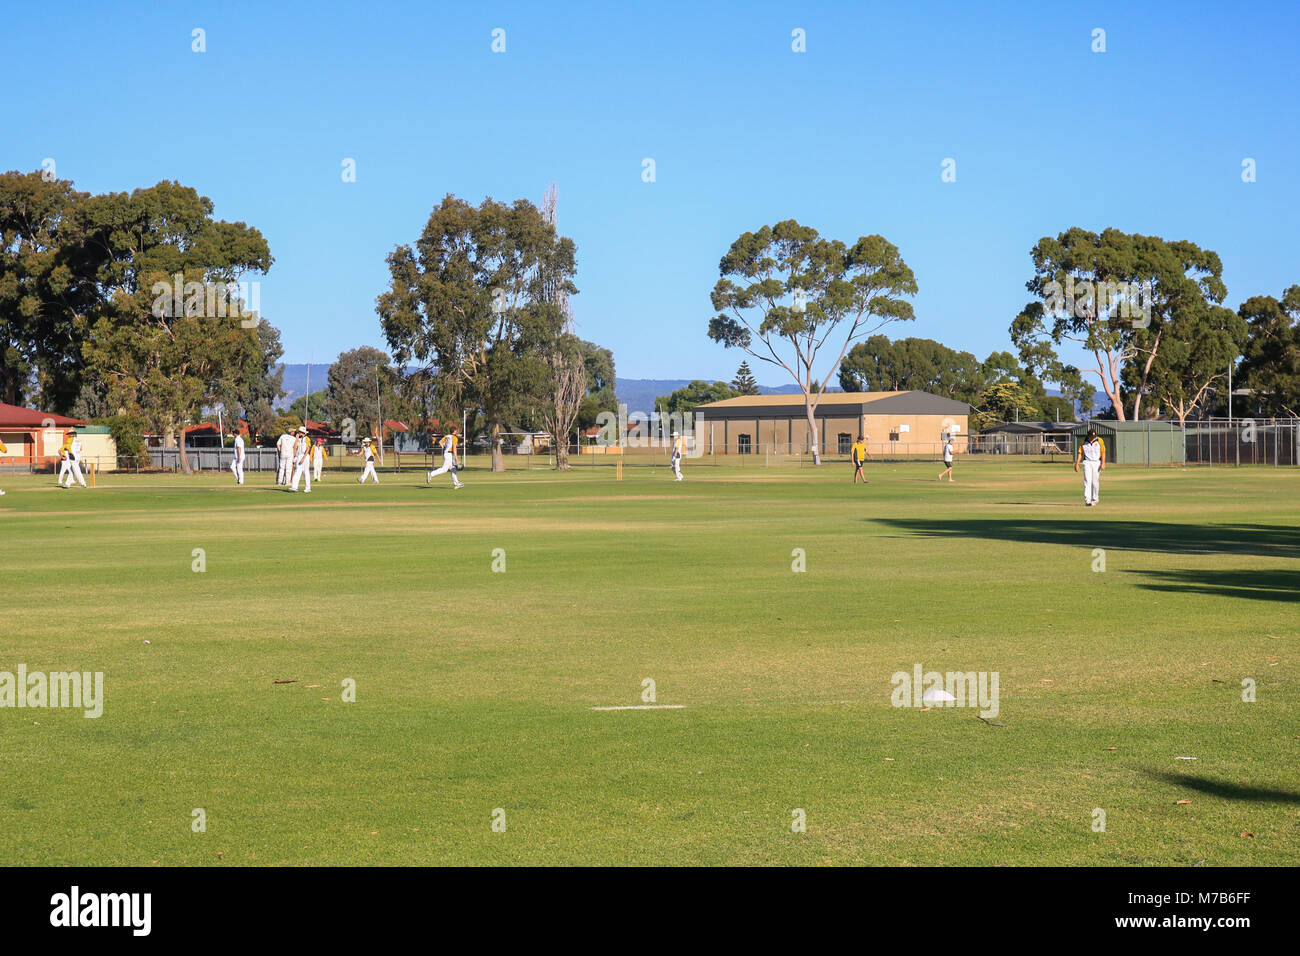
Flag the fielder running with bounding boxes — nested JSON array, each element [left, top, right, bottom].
[[61, 430, 87, 488], [670, 430, 685, 481], [1075, 428, 1106, 507], [289, 426, 312, 493], [427, 427, 464, 489], [275, 429, 296, 485], [358, 437, 380, 484], [231, 432, 245, 485]]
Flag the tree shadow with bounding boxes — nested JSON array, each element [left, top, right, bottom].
[[1128, 568, 1300, 603], [871, 517, 1300, 559], [1145, 770, 1300, 804]]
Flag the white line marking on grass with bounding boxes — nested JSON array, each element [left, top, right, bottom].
[[590, 704, 686, 711]]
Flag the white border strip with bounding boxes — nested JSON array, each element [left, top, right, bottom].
[[590, 704, 686, 711]]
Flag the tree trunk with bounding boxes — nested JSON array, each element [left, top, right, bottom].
[[491, 423, 504, 472], [804, 399, 821, 464], [1132, 327, 1163, 422], [554, 439, 570, 470], [176, 425, 194, 474]]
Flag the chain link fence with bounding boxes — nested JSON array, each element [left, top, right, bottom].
[[1183, 419, 1299, 466]]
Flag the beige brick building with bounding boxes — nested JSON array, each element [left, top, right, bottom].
[[694, 391, 969, 457]]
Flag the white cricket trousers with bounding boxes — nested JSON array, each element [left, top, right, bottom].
[[429, 451, 461, 485], [359, 462, 378, 483], [1082, 461, 1101, 505], [671, 454, 682, 480], [277, 455, 291, 485], [57, 459, 71, 483], [291, 460, 312, 492], [313, 460, 322, 481], [62, 461, 86, 487], [231, 458, 244, 484]]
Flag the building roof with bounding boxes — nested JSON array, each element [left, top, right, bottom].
[[1073, 420, 1181, 432], [981, 421, 1081, 434], [0, 403, 87, 428], [695, 390, 970, 417]]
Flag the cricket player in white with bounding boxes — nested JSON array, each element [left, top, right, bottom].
[[275, 430, 295, 485], [426, 427, 463, 489], [312, 440, 324, 481], [0, 438, 6, 494], [358, 437, 379, 483], [1075, 428, 1105, 506], [61, 430, 87, 487], [231, 432, 245, 485], [671, 430, 685, 481], [289, 427, 312, 492], [938, 436, 955, 482], [57, 434, 73, 485]]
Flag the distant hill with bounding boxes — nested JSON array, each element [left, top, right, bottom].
[[274, 363, 325, 410]]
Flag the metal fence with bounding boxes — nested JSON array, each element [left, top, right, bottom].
[[147, 447, 281, 471], [1183, 419, 1299, 466]]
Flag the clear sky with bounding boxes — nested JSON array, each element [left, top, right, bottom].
[[5, 0, 1297, 387]]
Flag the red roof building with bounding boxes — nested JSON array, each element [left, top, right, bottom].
[[0, 403, 88, 469]]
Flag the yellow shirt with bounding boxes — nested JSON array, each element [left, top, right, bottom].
[[672, 436, 685, 457], [60, 438, 73, 459], [851, 441, 866, 464], [443, 434, 458, 455], [0, 439, 7, 454]]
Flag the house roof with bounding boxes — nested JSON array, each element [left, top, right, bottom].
[[0, 403, 87, 428], [695, 390, 970, 417]]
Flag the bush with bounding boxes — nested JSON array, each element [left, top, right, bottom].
[[92, 415, 150, 468]]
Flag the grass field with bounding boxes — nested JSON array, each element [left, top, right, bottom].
[[1, 458, 1296, 866]]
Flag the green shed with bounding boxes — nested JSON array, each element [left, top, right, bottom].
[[1072, 421, 1183, 465]]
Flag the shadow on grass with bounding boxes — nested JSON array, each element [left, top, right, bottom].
[[870, 517, 1300, 559], [1128, 568, 1300, 603], [1147, 770, 1300, 804]]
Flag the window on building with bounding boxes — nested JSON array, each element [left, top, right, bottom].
[[837, 433, 851, 455], [737, 433, 752, 454]]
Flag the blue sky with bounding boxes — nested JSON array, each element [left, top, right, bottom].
[[5, 0, 1298, 387]]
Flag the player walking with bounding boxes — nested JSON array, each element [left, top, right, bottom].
[[61, 429, 87, 488], [275, 429, 295, 485], [312, 439, 325, 482], [358, 437, 380, 484], [670, 430, 685, 481], [427, 426, 464, 489], [851, 434, 869, 484], [1075, 428, 1106, 506], [231, 431, 245, 485], [289, 426, 312, 493], [938, 434, 955, 482]]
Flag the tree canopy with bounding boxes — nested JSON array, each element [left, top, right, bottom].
[[708, 219, 917, 462]]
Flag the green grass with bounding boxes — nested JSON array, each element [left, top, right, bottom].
[[1, 458, 1296, 865]]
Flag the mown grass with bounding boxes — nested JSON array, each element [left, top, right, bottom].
[[0, 458, 1295, 865]]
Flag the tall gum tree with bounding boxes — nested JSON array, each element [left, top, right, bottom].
[[377, 194, 576, 472], [708, 220, 916, 463]]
